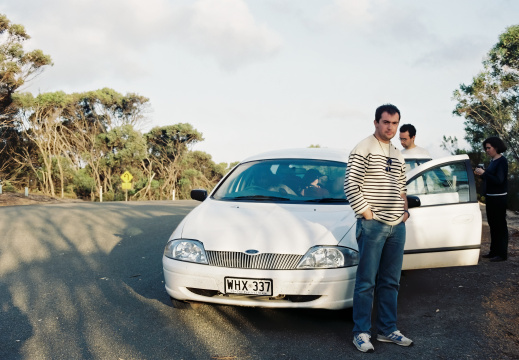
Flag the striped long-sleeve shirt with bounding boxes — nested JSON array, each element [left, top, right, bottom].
[[344, 135, 407, 225]]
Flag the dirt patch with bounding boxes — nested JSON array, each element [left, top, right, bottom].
[[0, 192, 85, 207], [479, 206, 519, 359]]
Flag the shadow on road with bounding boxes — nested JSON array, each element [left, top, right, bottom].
[[1, 201, 517, 359]]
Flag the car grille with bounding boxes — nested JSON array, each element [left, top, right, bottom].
[[206, 251, 303, 270]]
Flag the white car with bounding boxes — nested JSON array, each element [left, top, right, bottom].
[[162, 148, 482, 310]]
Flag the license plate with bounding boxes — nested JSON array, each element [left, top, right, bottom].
[[224, 277, 273, 296]]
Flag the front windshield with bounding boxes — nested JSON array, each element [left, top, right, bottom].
[[213, 159, 348, 203]]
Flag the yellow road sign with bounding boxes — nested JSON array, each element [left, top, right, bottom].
[[121, 182, 132, 190], [121, 171, 133, 183]]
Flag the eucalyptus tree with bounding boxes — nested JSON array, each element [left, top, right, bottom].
[[453, 25, 519, 162], [144, 124, 203, 199], [75, 88, 150, 130], [0, 14, 53, 110], [176, 150, 228, 198], [98, 124, 147, 194], [62, 89, 150, 199], [0, 13, 52, 179], [12, 91, 74, 197]]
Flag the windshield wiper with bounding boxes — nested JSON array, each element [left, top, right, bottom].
[[231, 195, 290, 201], [304, 198, 348, 203]]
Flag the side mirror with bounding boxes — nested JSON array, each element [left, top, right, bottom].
[[407, 195, 421, 209], [190, 189, 208, 202]]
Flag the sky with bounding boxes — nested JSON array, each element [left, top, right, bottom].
[[2, 0, 519, 165]]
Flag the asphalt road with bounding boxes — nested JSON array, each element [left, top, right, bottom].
[[0, 201, 515, 359]]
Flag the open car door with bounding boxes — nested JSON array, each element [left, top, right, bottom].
[[403, 155, 482, 270]]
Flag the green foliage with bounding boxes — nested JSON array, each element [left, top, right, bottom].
[[0, 15, 227, 202], [453, 25, 519, 162], [488, 25, 519, 74], [453, 24, 519, 210], [103, 191, 115, 202], [150, 179, 160, 189], [177, 175, 194, 199], [1, 180, 16, 192], [145, 123, 204, 158], [78, 88, 150, 129], [99, 124, 147, 168], [440, 136, 469, 155], [0, 13, 52, 112], [73, 169, 96, 198]]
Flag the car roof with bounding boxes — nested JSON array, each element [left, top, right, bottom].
[[241, 148, 350, 163], [402, 154, 433, 160]]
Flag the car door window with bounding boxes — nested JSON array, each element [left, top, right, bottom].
[[407, 162, 471, 206], [404, 158, 432, 173]]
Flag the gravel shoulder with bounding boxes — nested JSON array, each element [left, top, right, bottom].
[[0, 192, 85, 206]]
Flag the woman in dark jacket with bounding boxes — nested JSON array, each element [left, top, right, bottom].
[[474, 137, 509, 262]]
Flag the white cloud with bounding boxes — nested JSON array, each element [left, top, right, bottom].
[[2, 0, 282, 89], [3, 0, 173, 88], [321, 0, 375, 27], [413, 37, 488, 68], [170, 0, 283, 71], [324, 103, 369, 121], [320, 0, 432, 43]]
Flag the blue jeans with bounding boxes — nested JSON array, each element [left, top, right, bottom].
[[352, 218, 406, 336]]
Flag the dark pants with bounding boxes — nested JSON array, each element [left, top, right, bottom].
[[486, 195, 509, 259]]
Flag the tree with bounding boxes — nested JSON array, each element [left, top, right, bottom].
[[78, 88, 150, 130], [144, 124, 203, 199], [0, 14, 52, 181], [440, 136, 462, 155], [62, 89, 150, 199], [176, 150, 229, 198], [98, 124, 147, 194], [453, 25, 519, 162], [13, 91, 74, 197], [0, 13, 52, 115], [10, 88, 149, 199]]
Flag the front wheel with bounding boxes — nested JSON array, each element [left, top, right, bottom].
[[170, 296, 192, 310]]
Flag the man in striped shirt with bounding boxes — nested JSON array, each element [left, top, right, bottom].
[[345, 104, 413, 353]]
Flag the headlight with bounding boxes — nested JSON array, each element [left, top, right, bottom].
[[296, 246, 358, 269], [164, 239, 208, 264]]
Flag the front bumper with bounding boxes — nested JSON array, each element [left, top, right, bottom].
[[163, 255, 357, 310]]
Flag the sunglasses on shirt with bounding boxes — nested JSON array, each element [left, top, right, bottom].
[[385, 158, 392, 172]]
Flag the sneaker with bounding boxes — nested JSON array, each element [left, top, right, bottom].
[[353, 333, 375, 353], [377, 330, 413, 346]]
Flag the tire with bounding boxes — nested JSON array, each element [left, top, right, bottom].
[[170, 296, 192, 309]]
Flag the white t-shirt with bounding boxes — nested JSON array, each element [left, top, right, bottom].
[[401, 146, 430, 157]]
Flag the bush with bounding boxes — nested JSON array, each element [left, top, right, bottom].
[[103, 191, 115, 202], [73, 170, 96, 199], [508, 174, 519, 211], [1, 181, 16, 192]]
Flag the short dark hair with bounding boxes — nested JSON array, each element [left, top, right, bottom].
[[375, 104, 400, 123], [400, 124, 416, 138], [483, 136, 507, 154]]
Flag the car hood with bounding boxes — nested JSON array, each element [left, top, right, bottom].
[[177, 199, 358, 255]]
